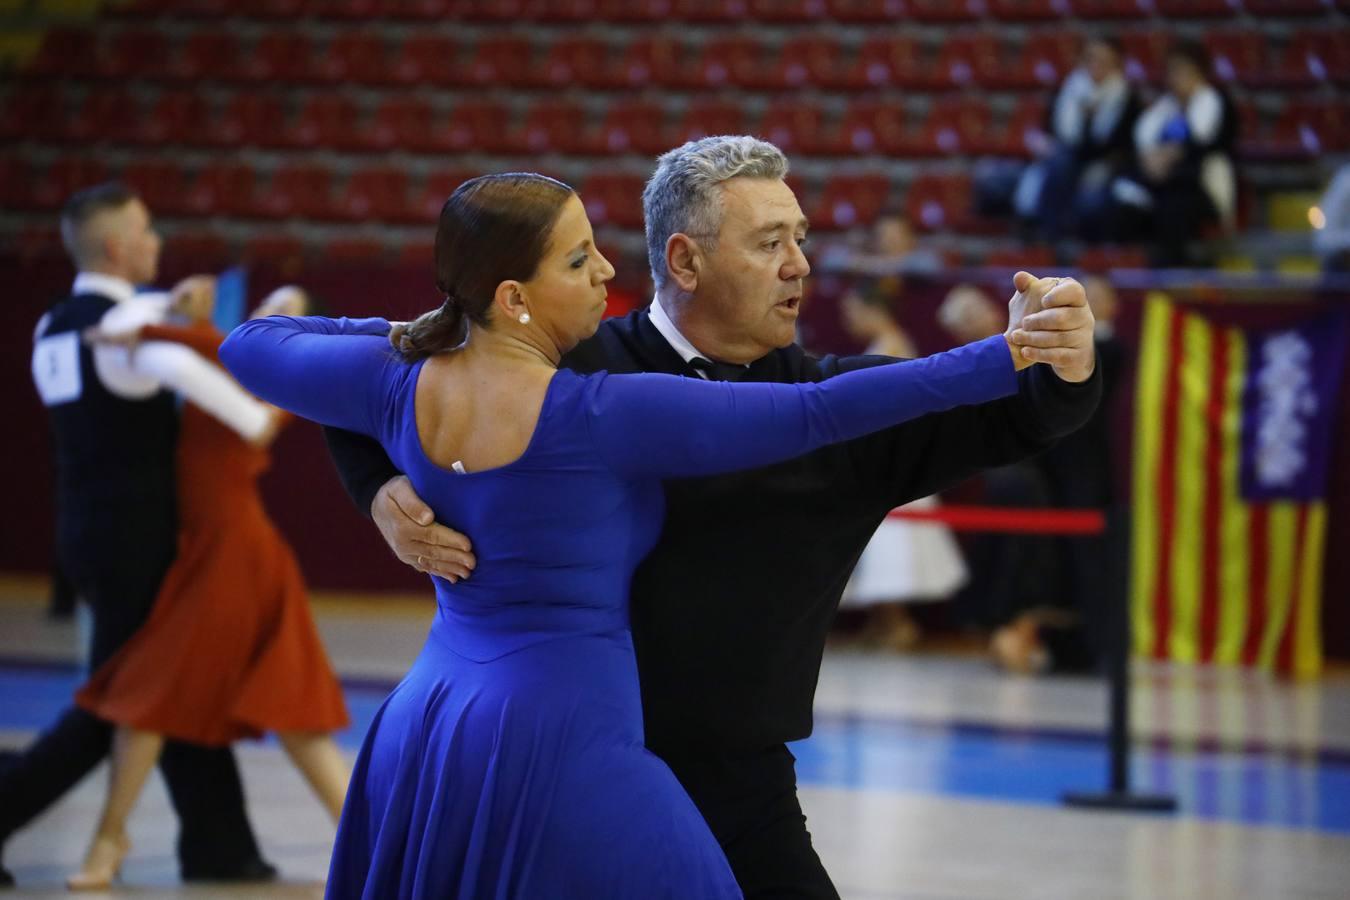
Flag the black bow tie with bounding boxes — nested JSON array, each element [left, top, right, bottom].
[[689, 357, 749, 382]]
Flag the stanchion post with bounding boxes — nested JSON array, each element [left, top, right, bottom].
[[1062, 504, 1177, 813]]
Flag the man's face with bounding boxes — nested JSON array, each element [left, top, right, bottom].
[[107, 199, 162, 285], [692, 177, 810, 359]]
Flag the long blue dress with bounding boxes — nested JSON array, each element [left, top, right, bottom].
[[220, 316, 1018, 899]]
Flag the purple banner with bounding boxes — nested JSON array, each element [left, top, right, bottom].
[[1240, 309, 1350, 502]]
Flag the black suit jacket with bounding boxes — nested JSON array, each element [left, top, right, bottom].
[[324, 309, 1101, 754]]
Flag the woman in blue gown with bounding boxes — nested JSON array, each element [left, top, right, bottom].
[[221, 173, 1030, 899]]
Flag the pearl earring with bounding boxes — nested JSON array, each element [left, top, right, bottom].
[[518, 312, 531, 325]]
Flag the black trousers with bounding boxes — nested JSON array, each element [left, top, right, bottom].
[[660, 744, 840, 900], [0, 504, 263, 873]]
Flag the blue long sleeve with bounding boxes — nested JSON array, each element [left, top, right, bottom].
[[584, 335, 1018, 480], [220, 315, 398, 439]]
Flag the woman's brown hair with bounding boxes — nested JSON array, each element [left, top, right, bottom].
[[391, 173, 575, 362]]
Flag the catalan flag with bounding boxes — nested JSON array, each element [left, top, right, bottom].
[[1131, 295, 1349, 678]]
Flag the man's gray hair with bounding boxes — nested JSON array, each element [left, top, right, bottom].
[[643, 135, 789, 291]]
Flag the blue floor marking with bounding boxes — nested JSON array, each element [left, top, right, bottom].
[[3, 665, 1347, 835]]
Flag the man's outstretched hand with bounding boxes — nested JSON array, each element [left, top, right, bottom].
[[372, 475, 476, 583], [1005, 271, 1096, 384]]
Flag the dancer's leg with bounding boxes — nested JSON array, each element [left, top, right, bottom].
[[68, 728, 163, 890], [278, 732, 349, 821]]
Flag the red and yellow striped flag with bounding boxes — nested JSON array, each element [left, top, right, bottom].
[[1131, 295, 1346, 678]]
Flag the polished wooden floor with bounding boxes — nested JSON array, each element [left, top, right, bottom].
[[1, 578, 1346, 899]]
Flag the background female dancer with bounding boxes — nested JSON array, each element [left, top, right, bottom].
[[68, 281, 350, 890]]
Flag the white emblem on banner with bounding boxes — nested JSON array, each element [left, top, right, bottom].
[[32, 332, 83, 406], [1253, 331, 1317, 487]]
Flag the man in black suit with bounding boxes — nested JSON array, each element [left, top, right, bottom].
[[324, 137, 1100, 898], [2, 184, 275, 887]]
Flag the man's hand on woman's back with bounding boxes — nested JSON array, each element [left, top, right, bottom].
[[372, 475, 476, 582]]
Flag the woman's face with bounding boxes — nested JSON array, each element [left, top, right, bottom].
[[517, 194, 615, 354]]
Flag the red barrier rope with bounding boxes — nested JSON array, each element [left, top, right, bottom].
[[887, 504, 1107, 535]]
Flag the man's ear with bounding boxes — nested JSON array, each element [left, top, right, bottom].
[[665, 233, 702, 294]]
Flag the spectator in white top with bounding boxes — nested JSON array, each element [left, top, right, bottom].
[[1108, 41, 1239, 266]]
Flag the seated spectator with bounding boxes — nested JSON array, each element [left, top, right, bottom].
[[1013, 37, 1141, 243], [820, 212, 945, 277], [1106, 41, 1239, 266]]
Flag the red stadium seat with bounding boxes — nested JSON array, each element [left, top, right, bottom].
[[461, 36, 538, 88], [27, 27, 98, 78], [134, 90, 212, 146], [1076, 245, 1147, 272], [169, 31, 243, 82], [443, 100, 513, 154], [998, 97, 1050, 157], [324, 237, 388, 265], [527, 0, 603, 23], [933, 33, 1002, 89], [537, 36, 613, 89], [757, 35, 842, 90], [388, 35, 462, 86], [368, 96, 443, 153], [387, 0, 456, 18], [612, 35, 684, 88], [683, 35, 765, 89], [0, 85, 68, 143], [594, 99, 669, 156], [810, 174, 892, 230], [243, 232, 306, 268], [1204, 32, 1270, 88], [412, 170, 478, 223], [1270, 100, 1347, 156], [164, 232, 230, 266], [0, 157, 35, 211], [1153, 0, 1235, 16], [1278, 31, 1350, 87], [1065, 0, 1150, 16], [64, 90, 142, 145], [841, 36, 940, 91], [315, 0, 394, 17], [239, 31, 316, 83], [758, 99, 830, 156], [836, 100, 911, 156], [313, 33, 391, 85], [984, 244, 1056, 268], [397, 236, 435, 269], [1120, 31, 1171, 84], [239, 0, 311, 18], [283, 94, 362, 150], [915, 97, 996, 156], [904, 173, 978, 233], [452, 0, 527, 20], [673, 100, 747, 145], [121, 160, 193, 216], [204, 93, 285, 148], [672, 0, 750, 21], [99, 27, 173, 80], [595, 0, 672, 21], [183, 162, 258, 217], [29, 157, 110, 211], [335, 168, 414, 223], [581, 173, 646, 229], [1245, 0, 1331, 14], [1002, 31, 1081, 90], [173, 0, 233, 15], [513, 101, 595, 154], [910, 0, 986, 22], [256, 164, 336, 221], [748, 0, 827, 21], [826, 0, 908, 21], [988, 0, 1065, 20]]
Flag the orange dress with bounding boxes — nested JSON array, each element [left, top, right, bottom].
[[76, 322, 349, 746]]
